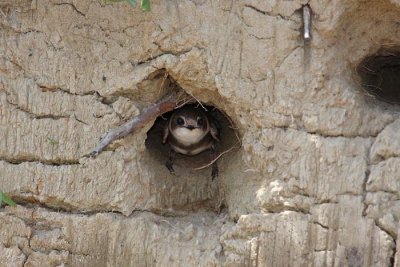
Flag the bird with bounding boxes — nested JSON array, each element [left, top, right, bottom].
[[162, 105, 220, 179]]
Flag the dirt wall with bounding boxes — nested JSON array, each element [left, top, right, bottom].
[[0, 0, 399, 266]]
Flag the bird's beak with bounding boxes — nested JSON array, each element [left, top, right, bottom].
[[186, 125, 195, 130]]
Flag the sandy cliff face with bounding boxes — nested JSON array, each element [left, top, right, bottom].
[[0, 0, 399, 266]]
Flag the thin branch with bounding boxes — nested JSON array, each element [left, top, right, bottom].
[[157, 72, 169, 95], [90, 90, 180, 157], [185, 90, 208, 111], [192, 105, 242, 171], [175, 97, 194, 109], [192, 145, 239, 170]]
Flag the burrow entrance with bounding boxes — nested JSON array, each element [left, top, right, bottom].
[[143, 74, 240, 212], [357, 47, 400, 104]]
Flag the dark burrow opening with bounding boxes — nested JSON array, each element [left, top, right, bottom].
[[145, 102, 240, 179], [135, 70, 242, 212], [357, 47, 400, 103]]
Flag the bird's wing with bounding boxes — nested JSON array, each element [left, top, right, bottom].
[[209, 121, 220, 142], [162, 122, 169, 143]]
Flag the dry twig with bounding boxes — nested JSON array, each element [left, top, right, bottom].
[[90, 84, 241, 173], [192, 146, 239, 170], [193, 106, 242, 171], [90, 90, 180, 157]]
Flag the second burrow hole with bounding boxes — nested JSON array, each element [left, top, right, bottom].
[[356, 47, 400, 104]]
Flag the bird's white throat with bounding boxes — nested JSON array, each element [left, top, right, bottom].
[[172, 128, 206, 146]]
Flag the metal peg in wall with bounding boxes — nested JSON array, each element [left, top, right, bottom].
[[303, 5, 311, 41]]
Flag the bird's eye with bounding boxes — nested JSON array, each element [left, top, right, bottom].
[[197, 117, 204, 126], [176, 117, 184, 126]]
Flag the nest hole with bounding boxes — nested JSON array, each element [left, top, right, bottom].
[[145, 102, 240, 176], [141, 70, 241, 212], [357, 47, 400, 104]]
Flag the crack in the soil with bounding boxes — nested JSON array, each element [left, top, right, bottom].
[[262, 206, 311, 215], [131, 47, 197, 66], [374, 221, 397, 267], [313, 221, 329, 230], [390, 239, 397, 267], [4, 87, 105, 123], [375, 220, 397, 242], [3, 203, 229, 221], [303, 129, 379, 139], [362, 168, 371, 217], [54, 3, 85, 16], [37, 84, 100, 98], [243, 4, 297, 21], [4, 95, 70, 121], [1, 157, 80, 166]]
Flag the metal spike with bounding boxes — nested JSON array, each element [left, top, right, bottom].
[[303, 5, 311, 41]]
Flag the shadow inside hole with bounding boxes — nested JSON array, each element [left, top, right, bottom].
[[357, 47, 400, 104], [145, 103, 239, 175]]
